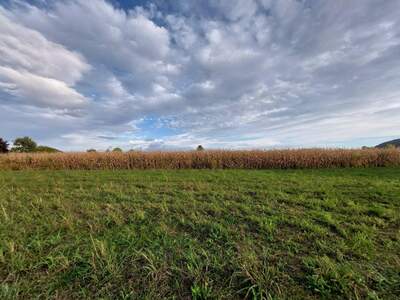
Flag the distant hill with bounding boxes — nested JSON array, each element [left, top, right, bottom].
[[36, 146, 62, 153], [375, 139, 400, 149]]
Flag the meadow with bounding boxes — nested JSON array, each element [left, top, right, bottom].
[[1, 168, 399, 299]]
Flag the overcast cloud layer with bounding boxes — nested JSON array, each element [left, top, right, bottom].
[[0, 0, 399, 150]]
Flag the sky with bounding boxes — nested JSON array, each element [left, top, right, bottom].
[[0, 0, 399, 151]]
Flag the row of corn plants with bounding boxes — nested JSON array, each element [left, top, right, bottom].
[[0, 148, 399, 170]]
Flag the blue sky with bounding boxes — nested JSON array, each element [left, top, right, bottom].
[[0, 0, 399, 150]]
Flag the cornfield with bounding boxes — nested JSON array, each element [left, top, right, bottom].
[[1, 148, 399, 170]]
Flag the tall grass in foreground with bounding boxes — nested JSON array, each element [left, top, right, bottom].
[[0, 149, 399, 170]]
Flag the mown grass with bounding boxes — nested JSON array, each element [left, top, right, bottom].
[[0, 168, 399, 299]]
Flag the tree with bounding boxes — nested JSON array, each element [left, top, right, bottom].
[[87, 149, 97, 153], [0, 138, 9, 153], [196, 145, 204, 151], [112, 147, 123, 152], [12, 136, 37, 153]]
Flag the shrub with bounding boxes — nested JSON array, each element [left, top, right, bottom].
[[0, 138, 9, 153]]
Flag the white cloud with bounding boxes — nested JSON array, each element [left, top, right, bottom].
[[8, 0, 175, 93], [0, 9, 90, 110], [0, 10, 90, 85], [0, 66, 88, 109]]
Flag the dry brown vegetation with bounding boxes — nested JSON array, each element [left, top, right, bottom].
[[1, 148, 399, 170]]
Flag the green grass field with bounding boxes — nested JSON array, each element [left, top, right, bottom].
[[1, 168, 399, 299]]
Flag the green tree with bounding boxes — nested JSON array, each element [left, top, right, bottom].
[[12, 136, 37, 153], [0, 138, 9, 153], [87, 149, 97, 153], [196, 145, 204, 151], [112, 147, 123, 152]]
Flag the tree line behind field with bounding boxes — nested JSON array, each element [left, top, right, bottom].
[[2, 134, 399, 154], [0, 136, 206, 153], [0, 137, 60, 153], [0, 136, 122, 153]]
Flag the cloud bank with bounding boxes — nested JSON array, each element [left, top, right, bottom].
[[1, 0, 400, 150]]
